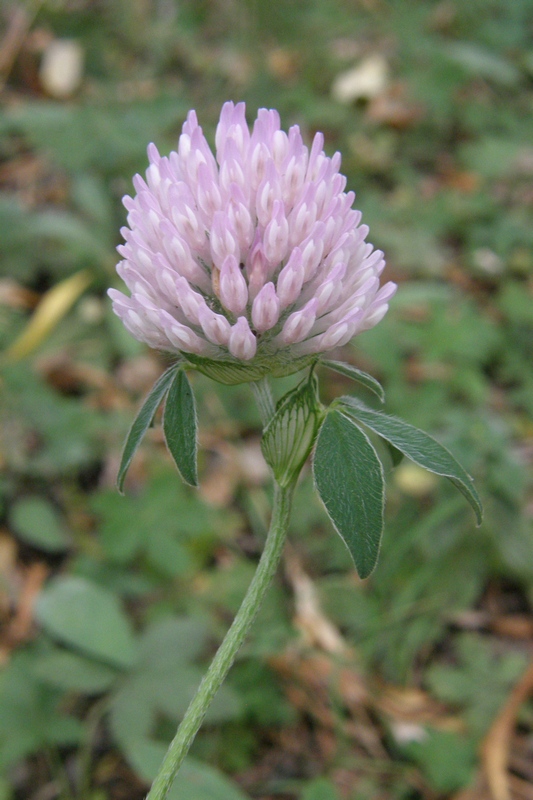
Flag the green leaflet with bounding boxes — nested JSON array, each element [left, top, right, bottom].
[[117, 363, 180, 493], [32, 650, 118, 693], [313, 409, 385, 578], [163, 369, 198, 487], [321, 359, 385, 402], [339, 397, 483, 524]]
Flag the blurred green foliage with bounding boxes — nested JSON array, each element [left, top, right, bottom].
[[1, 0, 533, 798]]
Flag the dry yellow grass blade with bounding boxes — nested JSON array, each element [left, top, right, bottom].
[[3, 270, 92, 361]]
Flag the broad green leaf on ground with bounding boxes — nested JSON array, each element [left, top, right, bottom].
[[402, 730, 476, 793], [3, 97, 190, 173], [32, 650, 118, 693], [148, 666, 240, 724], [109, 677, 154, 747], [302, 778, 341, 800], [443, 42, 521, 86], [0, 777, 11, 800], [0, 652, 85, 768], [35, 577, 136, 668], [110, 616, 241, 755], [123, 738, 248, 800], [2, 363, 101, 474], [313, 409, 385, 578], [93, 466, 223, 571], [321, 360, 385, 402], [136, 617, 210, 668], [9, 496, 70, 552], [163, 369, 198, 486], [172, 757, 250, 800], [115, 738, 165, 784], [426, 633, 527, 738], [117, 364, 180, 492], [338, 397, 483, 524]]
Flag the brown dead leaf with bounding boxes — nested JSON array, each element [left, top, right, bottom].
[[269, 648, 385, 759], [0, 151, 68, 206], [0, 4, 34, 90], [284, 546, 347, 654], [198, 442, 241, 507], [452, 773, 492, 800], [507, 775, 533, 800], [37, 352, 130, 412], [0, 279, 39, 310], [509, 734, 533, 784], [490, 615, 533, 639], [0, 530, 18, 625], [199, 435, 270, 506], [38, 352, 113, 392], [367, 81, 425, 129], [271, 649, 368, 716], [483, 658, 533, 800], [7, 561, 48, 645], [442, 169, 480, 194], [405, 357, 453, 383], [377, 683, 463, 732], [115, 355, 164, 396], [266, 48, 300, 82]]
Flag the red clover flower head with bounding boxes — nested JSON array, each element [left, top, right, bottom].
[[109, 102, 396, 382]]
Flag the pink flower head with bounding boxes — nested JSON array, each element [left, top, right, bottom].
[[109, 102, 396, 382]]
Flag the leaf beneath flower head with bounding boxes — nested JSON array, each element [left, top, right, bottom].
[[163, 369, 198, 487], [185, 356, 269, 385], [313, 409, 385, 578], [117, 364, 180, 493], [322, 359, 385, 402], [184, 352, 317, 385], [339, 397, 483, 525]]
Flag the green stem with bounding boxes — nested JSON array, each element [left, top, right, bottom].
[[145, 481, 294, 800], [251, 378, 275, 425]]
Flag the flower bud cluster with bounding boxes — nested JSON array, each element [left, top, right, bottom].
[[109, 102, 396, 374]]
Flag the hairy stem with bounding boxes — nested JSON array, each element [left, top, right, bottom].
[[146, 480, 294, 800]]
